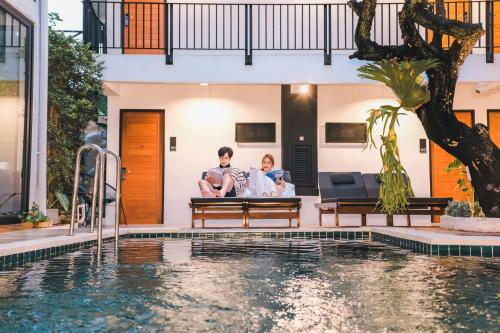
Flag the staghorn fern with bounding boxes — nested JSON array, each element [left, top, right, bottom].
[[358, 59, 439, 215]]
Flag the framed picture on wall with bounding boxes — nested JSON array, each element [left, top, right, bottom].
[[235, 123, 276, 143], [325, 122, 367, 143]]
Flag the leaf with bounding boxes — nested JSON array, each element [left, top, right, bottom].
[[358, 59, 439, 111], [55, 191, 70, 213]]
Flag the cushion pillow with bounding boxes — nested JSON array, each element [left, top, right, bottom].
[[330, 173, 355, 185]]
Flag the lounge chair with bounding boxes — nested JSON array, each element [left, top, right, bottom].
[[315, 172, 451, 227], [190, 171, 301, 228]]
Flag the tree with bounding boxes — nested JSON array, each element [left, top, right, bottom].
[[348, 0, 500, 217], [47, 13, 104, 212]]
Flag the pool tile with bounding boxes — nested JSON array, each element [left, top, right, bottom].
[[471, 246, 482, 257], [481, 246, 493, 258], [449, 245, 459, 256], [494, 246, 500, 258], [438, 245, 449, 256]]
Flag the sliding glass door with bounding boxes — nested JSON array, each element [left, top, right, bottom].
[[0, 2, 32, 217]]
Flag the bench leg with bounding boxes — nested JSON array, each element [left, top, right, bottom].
[[191, 207, 195, 228], [288, 209, 292, 228], [361, 214, 367, 227], [201, 209, 205, 228], [387, 215, 393, 227], [406, 214, 411, 227], [296, 207, 301, 228], [335, 209, 340, 227], [319, 209, 323, 227]]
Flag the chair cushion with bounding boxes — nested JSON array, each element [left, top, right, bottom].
[[318, 172, 367, 202], [330, 173, 355, 185]]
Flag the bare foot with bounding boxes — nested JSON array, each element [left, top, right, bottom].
[[201, 190, 215, 198]]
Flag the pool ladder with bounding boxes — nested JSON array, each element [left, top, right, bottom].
[[68, 144, 122, 254]]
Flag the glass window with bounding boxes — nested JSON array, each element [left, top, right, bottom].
[[0, 5, 31, 216]]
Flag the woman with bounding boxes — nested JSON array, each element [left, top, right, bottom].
[[246, 154, 295, 197]]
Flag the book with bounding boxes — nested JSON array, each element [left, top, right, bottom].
[[266, 169, 284, 182], [206, 168, 231, 187]]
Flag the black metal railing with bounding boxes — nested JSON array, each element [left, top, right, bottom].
[[83, 1, 499, 65]]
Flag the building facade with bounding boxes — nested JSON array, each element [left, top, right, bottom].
[[90, 1, 500, 226], [0, 0, 48, 222]]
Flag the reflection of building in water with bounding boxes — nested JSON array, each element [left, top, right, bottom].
[[119, 239, 163, 265]]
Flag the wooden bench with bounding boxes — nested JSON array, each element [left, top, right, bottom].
[[190, 197, 301, 228], [315, 197, 451, 227]]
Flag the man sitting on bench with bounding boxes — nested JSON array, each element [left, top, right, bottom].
[[198, 146, 246, 198]]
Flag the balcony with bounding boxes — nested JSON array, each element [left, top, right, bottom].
[[83, 0, 500, 65]]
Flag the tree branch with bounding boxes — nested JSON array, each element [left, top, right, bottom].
[[348, 0, 409, 61], [398, 0, 435, 59], [409, 0, 484, 65]]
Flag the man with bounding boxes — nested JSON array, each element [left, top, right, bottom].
[[198, 147, 236, 198]]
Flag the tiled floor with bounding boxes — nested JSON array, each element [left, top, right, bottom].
[[415, 226, 500, 237]]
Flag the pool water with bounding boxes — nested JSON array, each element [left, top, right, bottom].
[[0, 238, 499, 332]]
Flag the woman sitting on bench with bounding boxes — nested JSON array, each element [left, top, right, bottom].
[[246, 154, 295, 197]]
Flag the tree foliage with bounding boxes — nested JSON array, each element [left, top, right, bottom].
[[47, 13, 104, 212], [359, 59, 438, 215]]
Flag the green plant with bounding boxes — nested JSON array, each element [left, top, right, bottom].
[[445, 201, 471, 217], [445, 158, 484, 217], [47, 13, 104, 213], [358, 59, 439, 215], [18, 203, 50, 227]]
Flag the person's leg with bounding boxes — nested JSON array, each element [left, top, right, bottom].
[[218, 173, 234, 197], [198, 179, 215, 198], [255, 171, 266, 196], [264, 176, 279, 197]]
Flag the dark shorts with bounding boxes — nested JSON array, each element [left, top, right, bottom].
[[213, 186, 237, 197]]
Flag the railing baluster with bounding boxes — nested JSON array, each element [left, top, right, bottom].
[[245, 4, 252, 65], [486, 0, 494, 62]]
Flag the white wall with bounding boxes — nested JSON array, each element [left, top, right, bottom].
[[4, 0, 48, 212], [104, 82, 500, 228], [106, 84, 282, 227], [101, 53, 500, 85]]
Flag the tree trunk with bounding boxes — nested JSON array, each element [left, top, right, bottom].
[[418, 65, 500, 217]]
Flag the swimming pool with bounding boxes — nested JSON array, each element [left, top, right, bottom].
[[0, 238, 498, 332]]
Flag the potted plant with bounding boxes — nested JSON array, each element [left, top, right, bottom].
[[441, 159, 500, 232], [18, 203, 52, 228]]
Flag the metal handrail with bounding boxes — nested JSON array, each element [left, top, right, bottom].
[[68, 144, 122, 254], [82, 0, 499, 64]]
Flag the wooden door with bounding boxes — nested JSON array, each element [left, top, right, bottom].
[[430, 111, 473, 202], [121, 111, 164, 224], [488, 110, 500, 146], [123, 0, 165, 54]]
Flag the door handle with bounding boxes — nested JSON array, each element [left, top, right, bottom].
[[121, 167, 130, 180]]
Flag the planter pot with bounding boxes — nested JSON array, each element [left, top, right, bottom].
[[21, 221, 34, 228], [20, 220, 53, 229], [46, 209, 60, 225], [34, 221, 52, 229], [441, 215, 500, 233]]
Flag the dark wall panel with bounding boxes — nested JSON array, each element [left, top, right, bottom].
[[281, 85, 318, 196]]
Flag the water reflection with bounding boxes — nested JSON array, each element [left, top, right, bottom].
[[0, 238, 498, 332]]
